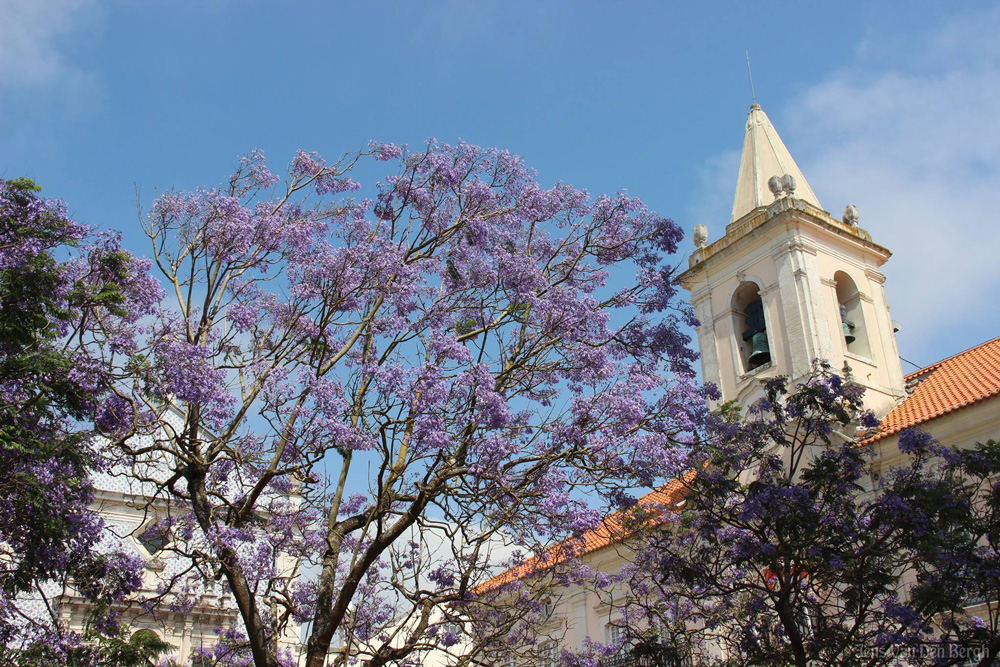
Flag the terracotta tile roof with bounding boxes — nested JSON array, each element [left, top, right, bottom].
[[475, 470, 696, 594], [862, 335, 1000, 444]]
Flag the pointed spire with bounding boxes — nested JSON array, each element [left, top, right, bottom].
[[731, 104, 822, 223]]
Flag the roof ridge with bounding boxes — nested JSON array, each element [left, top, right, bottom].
[[863, 334, 1000, 445], [903, 335, 1000, 381]]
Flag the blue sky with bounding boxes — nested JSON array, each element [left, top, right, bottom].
[[2, 0, 998, 369]]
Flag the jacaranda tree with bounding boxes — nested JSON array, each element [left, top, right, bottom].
[[118, 142, 704, 667], [0, 178, 163, 665], [605, 366, 999, 667]]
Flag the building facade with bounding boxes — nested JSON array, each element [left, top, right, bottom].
[[50, 406, 303, 664]]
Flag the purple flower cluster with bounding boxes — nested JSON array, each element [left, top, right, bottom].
[[150, 316, 235, 428]]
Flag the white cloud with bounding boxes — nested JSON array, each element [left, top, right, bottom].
[[785, 8, 1000, 362], [0, 0, 101, 89], [689, 6, 1000, 363]]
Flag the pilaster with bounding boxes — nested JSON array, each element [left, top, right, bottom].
[[865, 268, 906, 405], [692, 292, 722, 402], [773, 241, 808, 380]]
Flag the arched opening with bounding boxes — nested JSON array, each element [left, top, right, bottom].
[[130, 629, 161, 643], [128, 629, 172, 663], [732, 281, 770, 373], [834, 271, 871, 358]]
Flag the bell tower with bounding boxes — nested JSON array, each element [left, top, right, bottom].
[[679, 104, 906, 417]]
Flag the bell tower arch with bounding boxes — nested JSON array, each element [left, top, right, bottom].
[[680, 105, 906, 416], [729, 278, 771, 375]]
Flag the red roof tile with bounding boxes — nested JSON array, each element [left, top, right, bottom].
[[862, 335, 1000, 444], [476, 470, 695, 594]]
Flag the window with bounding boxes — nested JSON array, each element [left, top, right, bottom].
[[732, 281, 770, 372], [606, 623, 625, 652], [540, 642, 559, 667], [868, 461, 883, 492], [135, 521, 169, 556], [834, 271, 871, 358]]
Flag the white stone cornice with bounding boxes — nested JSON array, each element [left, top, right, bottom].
[[772, 238, 819, 261], [864, 267, 887, 284], [790, 238, 819, 255]]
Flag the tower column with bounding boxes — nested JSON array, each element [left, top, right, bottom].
[[692, 290, 722, 400], [865, 268, 906, 401], [772, 237, 835, 381]]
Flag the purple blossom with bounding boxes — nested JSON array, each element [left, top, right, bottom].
[[239, 148, 280, 189], [227, 301, 259, 332], [368, 140, 403, 161], [150, 317, 235, 427]]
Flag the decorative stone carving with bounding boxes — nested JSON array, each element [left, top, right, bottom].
[[781, 173, 797, 196], [843, 203, 859, 226], [767, 175, 783, 200], [766, 173, 798, 204], [693, 224, 708, 249]]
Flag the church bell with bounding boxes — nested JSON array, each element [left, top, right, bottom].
[[742, 299, 771, 368], [748, 331, 771, 367], [839, 303, 856, 345]]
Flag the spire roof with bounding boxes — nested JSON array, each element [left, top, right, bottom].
[[731, 104, 822, 223]]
